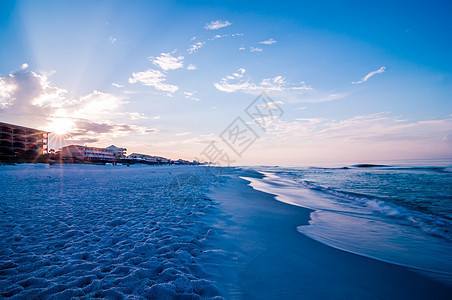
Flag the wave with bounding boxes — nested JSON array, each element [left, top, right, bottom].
[[348, 165, 452, 173], [303, 165, 452, 173], [383, 166, 452, 173], [292, 178, 452, 242]]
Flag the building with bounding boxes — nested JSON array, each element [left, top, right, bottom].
[[0, 122, 49, 160], [173, 159, 193, 165], [128, 153, 170, 164], [105, 145, 127, 159], [60, 145, 115, 161]]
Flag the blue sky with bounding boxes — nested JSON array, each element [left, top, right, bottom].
[[0, 0, 451, 164]]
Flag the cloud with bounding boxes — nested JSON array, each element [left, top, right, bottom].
[[0, 76, 18, 108], [214, 69, 350, 104], [184, 91, 200, 101], [258, 112, 452, 162], [110, 36, 117, 43], [294, 92, 349, 103], [129, 112, 148, 120], [59, 119, 153, 146], [250, 47, 263, 53], [150, 52, 184, 70], [116, 112, 149, 120], [352, 66, 386, 84], [128, 69, 179, 93], [214, 68, 311, 94], [112, 83, 123, 88], [21, 63, 29, 70], [0, 70, 67, 114], [186, 33, 242, 55], [239, 47, 245, 51], [186, 64, 197, 70], [0, 68, 154, 149], [70, 91, 126, 120], [210, 33, 243, 41], [176, 132, 191, 136], [259, 38, 277, 45], [204, 20, 232, 30], [186, 42, 205, 54]]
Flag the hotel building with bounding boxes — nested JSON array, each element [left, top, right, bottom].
[[60, 145, 115, 161], [0, 122, 49, 159], [128, 153, 170, 164]]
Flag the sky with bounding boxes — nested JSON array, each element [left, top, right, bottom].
[[0, 0, 451, 165]]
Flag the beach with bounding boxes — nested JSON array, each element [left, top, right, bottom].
[[0, 164, 451, 299], [0, 164, 223, 299], [208, 170, 451, 299]]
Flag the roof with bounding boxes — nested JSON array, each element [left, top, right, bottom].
[[106, 145, 126, 151], [129, 153, 150, 157], [0, 122, 50, 134]]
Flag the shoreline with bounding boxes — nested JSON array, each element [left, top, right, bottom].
[[207, 169, 452, 299]]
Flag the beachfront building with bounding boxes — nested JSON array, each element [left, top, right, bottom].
[[106, 145, 127, 159], [128, 153, 170, 164], [60, 145, 115, 161], [173, 159, 192, 165], [0, 122, 49, 160]]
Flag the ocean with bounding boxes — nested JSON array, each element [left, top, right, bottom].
[[245, 159, 452, 284]]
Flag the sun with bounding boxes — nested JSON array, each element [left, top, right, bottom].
[[47, 118, 74, 135]]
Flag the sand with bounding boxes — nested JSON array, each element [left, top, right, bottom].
[[0, 164, 223, 299], [0, 164, 450, 299]]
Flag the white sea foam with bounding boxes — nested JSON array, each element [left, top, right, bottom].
[[243, 168, 452, 285]]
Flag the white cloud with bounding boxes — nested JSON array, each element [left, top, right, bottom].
[[150, 52, 184, 70], [0, 69, 152, 148], [129, 112, 148, 120], [70, 90, 126, 120], [258, 112, 452, 162], [250, 47, 263, 53], [0, 70, 68, 110], [186, 33, 242, 55], [110, 36, 117, 43], [212, 34, 226, 40], [112, 83, 123, 88], [184, 91, 200, 101], [128, 69, 179, 93], [214, 68, 311, 94], [0, 76, 18, 108], [204, 20, 232, 30], [210, 33, 243, 41], [176, 131, 191, 136], [273, 112, 452, 144], [259, 38, 277, 45], [239, 47, 245, 51], [186, 64, 197, 70], [294, 92, 349, 103], [186, 42, 205, 54], [21, 63, 28, 70], [352, 66, 386, 84]]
